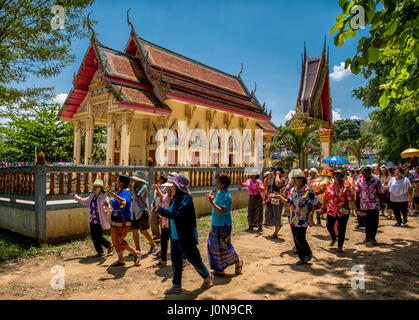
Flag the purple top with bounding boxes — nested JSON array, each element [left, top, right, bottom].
[[242, 178, 264, 196], [89, 197, 101, 225], [356, 177, 385, 210]]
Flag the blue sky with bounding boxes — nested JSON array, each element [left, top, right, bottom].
[[42, 0, 372, 125]]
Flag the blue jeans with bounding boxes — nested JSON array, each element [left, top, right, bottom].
[[171, 239, 210, 287]]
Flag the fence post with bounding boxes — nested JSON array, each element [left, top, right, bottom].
[[34, 165, 47, 243], [212, 167, 219, 186], [147, 166, 155, 208]]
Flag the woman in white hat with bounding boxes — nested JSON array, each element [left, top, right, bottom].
[[71, 178, 113, 257], [238, 168, 265, 232], [279, 169, 318, 265]]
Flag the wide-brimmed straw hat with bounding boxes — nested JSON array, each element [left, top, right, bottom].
[[291, 169, 305, 178], [168, 174, 190, 194], [88, 178, 105, 189], [130, 171, 148, 184]]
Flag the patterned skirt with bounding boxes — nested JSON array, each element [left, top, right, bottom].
[[265, 202, 283, 226], [110, 224, 131, 253], [207, 226, 239, 272], [248, 194, 263, 227]]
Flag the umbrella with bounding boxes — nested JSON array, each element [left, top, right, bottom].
[[322, 156, 350, 165], [401, 146, 419, 159]]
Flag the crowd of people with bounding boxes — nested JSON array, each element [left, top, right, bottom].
[[70, 163, 419, 293]]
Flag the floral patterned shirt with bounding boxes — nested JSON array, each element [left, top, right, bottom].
[[287, 186, 318, 227], [356, 177, 385, 210], [323, 183, 355, 217]]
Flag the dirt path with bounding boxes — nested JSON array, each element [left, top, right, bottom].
[[0, 215, 418, 300]]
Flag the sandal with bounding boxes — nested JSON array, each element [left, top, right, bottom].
[[201, 274, 214, 289], [111, 261, 126, 267], [107, 245, 113, 255], [212, 271, 226, 277], [235, 260, 244, 275], [134, 253, 141, 266], [154, 261, 167, 267], [94, 253, 105, 257], [148, 246, 158, 254], [267, 234, 278, 240]]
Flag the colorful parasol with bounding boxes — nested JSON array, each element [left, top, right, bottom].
[[401, 146, 419, 159]]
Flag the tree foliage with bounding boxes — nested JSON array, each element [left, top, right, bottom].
[[329, 0, 418, 109], [0, 105, 74, 162], [333, 119, 361, 142], [0, 0, 96, 118], [344, 134, 374, 167]]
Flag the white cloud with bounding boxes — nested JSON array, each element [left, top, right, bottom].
[[350, 115, 360, 120], [53, 93, 68, 105], [284, 110, 295, 121], [332, 109, 342, 121], [330, 62, 352, 82]]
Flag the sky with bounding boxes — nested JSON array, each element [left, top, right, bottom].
[[39, 0, 372, 125]]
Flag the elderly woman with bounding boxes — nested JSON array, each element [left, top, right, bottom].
[[279, 169, 318, 265], [239, 169, 265, 232], [207, 173, 243, 276], [157, 174, 213, 294], [104, 174, 140, 266], [265, 166, 286, 239]]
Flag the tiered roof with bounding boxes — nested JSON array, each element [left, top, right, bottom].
[[60, 22, 275, 130]]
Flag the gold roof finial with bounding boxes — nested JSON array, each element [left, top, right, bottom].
[[127, 8, 135, 35], [86, 12, 96, 38], [237, 62, 243, 78]]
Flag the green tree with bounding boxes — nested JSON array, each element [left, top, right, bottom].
[[352, 62, 419, 164], [329, 0, 418, 109], [266, 125, 321, 169], [344, 134, 374, 167], [0, 0, 96, 118], [0, 105, 74, 162], [333, 119, 361, 142]]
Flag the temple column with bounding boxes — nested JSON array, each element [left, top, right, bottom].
[[119, 113, 132, 166], [106, 115, 115, 166], [73, 120, 82, 165], [84, 120, 94, 165], [318, 128, 333, 167]]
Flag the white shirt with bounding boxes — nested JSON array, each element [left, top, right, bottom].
[[388, 177, 411, 202]]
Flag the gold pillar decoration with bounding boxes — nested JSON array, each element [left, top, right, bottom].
[[73, 120, 82, 164], [105, 115, 115, 166], [317, 128, 333, 167], [119, 112, 133, 166]]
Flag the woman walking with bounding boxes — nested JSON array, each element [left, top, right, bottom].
[[72, 178, 113, 257], [152, 181, 174, 267], [157, 174, 212, 294], [385, 167, 413, 226], [265, 167, 285, 239], [207, 173, 243, 276], [378, 166, 389, 216], [279, 169, 318, 265], [104, 174, 140, 266], [239, 169, 264, 232]]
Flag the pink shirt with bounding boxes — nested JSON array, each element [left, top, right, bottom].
[[356, 177, 385, 210], [243, 178, 264, 196], [161, 193, 171, 229]]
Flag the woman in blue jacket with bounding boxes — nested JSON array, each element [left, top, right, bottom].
[[157, 174, 213, 295]]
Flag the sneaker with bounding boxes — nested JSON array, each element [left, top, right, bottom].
[[394, 222, 402, 226], [370, 240, 378, 246], [304, 254, 313, 263], [201, 274, 214, 289], [164, 286, 183, 295], [295, 259, 306, 265], [329, 240, 336, 247], [363, 239, 370, 244], [292, 246, 298, 254]]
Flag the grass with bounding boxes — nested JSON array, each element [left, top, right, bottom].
[[0, 209, 249, 265]]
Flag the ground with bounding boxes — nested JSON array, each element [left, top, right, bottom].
[[0, 210, 418, 300]]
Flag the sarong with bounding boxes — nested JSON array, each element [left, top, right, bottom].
[[248, 194, 263, 227], [265, 202, 283, 226], [207, 226, 239, 272]]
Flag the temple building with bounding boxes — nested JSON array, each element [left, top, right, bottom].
[[59, 16, 277, 167], [289, 40, 335, 167]]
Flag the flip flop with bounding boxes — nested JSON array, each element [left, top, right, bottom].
[[111, 261, 126, 267], [235, 260, 244, 275]]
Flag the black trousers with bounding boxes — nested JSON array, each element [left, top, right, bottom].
[[360, 209, 379, 241], [160, 227, 170, 262], [326, 214, 349, 248], [90, 223, 111, 254], [291, 226, 312, 260], [391, 201, 408, 224]]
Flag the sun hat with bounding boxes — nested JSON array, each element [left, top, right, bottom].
[[309, 168, 318, 173], [168, 174, 190, 194], [248, 168, 260, 176], [333, 168, 344, 176], [168, 172, 180, 177], [264, 171, 271, 178], [88, 178, 105, 189], [130, 171, 148, 184], [291, 169, 305, 178], [161, 182, 174, 188]]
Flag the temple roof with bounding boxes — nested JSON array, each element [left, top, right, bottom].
[[296, 41, 332, 123], [59, 30, 272, 122], [256, 121, 279, 135]]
